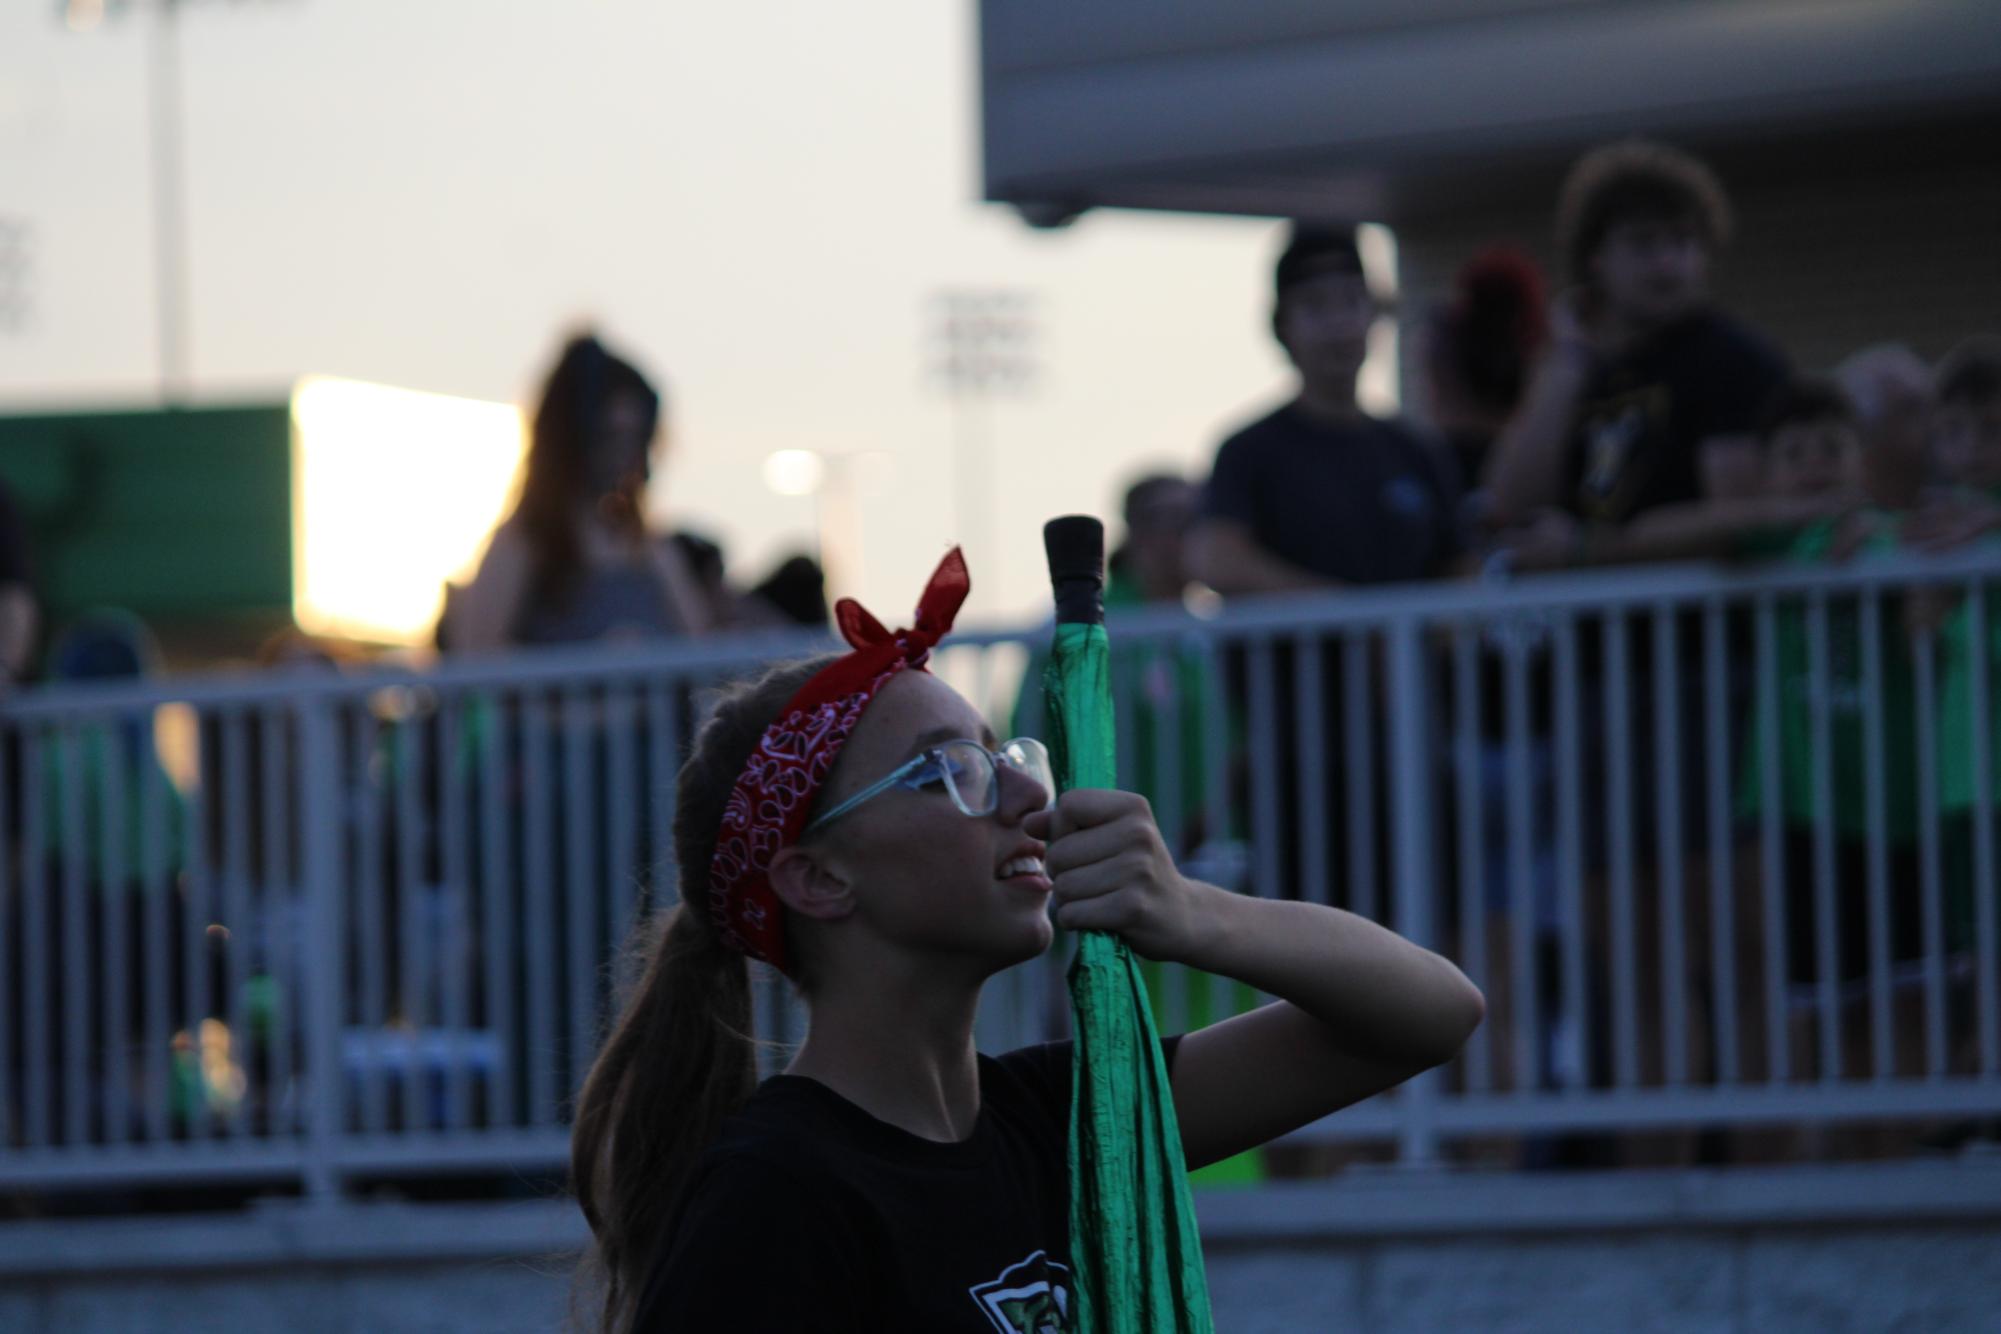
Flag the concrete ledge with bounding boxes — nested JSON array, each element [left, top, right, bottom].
[[0, 1201, 590, 1278], [1196, 1155, 2001, 1244], [6, 1158, 2000, 1278]]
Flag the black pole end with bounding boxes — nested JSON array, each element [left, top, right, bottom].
[[1043, 515, 1105, 625]]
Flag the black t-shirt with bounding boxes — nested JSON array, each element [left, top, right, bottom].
[[633, 1038, 1180, 1332], [1563, 307, 1788, 523], [1202, 403, 1464, 584]]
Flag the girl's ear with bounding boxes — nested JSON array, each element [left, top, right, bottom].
[[767, 845, 856, 923]]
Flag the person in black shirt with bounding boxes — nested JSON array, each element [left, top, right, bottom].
[[1189, 225, 1467, 917], [1485, 138, 1790, 546], [570, 553, 1485, 1331], [1191, 224, 1465, 593]]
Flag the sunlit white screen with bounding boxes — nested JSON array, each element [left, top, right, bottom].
[[290, 376, 526, 646]]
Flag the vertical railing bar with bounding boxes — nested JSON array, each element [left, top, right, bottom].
[[352, 703, 388, 1135], [1603, 611, 1639, 1089], [259, 704, 293, 1136], [1858, 588, 1894, 1082], [523, 693, 559, 1126], [59, 722, 90, 1146], [1806, 591, 1842, 1081], [1294, 634, 1332, 911], [606, 683, 641, 993], [1754, 596, 1791, 1083], [439, 692, 473, 1133], [1153, 641, 1189, 1040], [179, 716, 217, 1139], [1703, 599, 1739, 1085], [296, 694, 347, 1201], [1113, 652, 1138, 795], [1653, 604, 1688, 1088], [140, 715, 170, 1145], [1966, 580, 1999, 1075], [220, 709, 252, 1136], [646, 682, 680, 913], [1344, 634, 1377, 922], [393, 708, 428, 1136], [1200, 634, 1235, 1035], [101, 709, 133, 1146], [1386, 618, 1439, 1163], [1452, 624, 1490, 1095], [1246, 640, 1280, 905], [1553, 616, 1589, 1094], [1505, 625, 1539, 1095], [1199, 637, 1232, 881], [478, 692, 517, 1128], [22, 729, 48, 1147], [562, 685, 599, 1111], [1152, 633, 1187, 864], [1912, 629, 1948, 1078]]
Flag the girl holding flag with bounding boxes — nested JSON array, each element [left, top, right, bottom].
[[571, 547, 1483, 1331]]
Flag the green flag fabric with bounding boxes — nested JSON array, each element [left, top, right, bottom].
[[1043, 619, 1215, 1332]]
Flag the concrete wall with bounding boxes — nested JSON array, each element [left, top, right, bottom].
[[6, 1161, 2000, 1331]]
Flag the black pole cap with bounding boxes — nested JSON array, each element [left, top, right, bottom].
[[1044, 515, 1105, 626]]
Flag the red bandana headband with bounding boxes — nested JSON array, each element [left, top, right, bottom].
[[708, 547, 970, 973]]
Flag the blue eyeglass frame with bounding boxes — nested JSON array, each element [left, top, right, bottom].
[[803, 737, 1053, 836]]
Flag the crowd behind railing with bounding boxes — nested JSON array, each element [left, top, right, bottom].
[[4, 136, 2001, 1202]]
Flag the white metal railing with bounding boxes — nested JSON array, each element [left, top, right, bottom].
[[4, 549, 2001, 1198]]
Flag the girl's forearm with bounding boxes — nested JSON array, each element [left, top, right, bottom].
[[1176, 885, 1484, 1068]]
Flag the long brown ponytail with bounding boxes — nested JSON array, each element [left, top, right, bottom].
[[571, 655, 831, 1332]]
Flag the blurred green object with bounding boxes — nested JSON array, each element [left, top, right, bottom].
[[0, 403, 292, 625], [1042, 515, 1213, 1333]]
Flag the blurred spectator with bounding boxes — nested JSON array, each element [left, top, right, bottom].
[[1912, 337, 2001, 1014], [449, 334, 712, 652], [1188, 225, 1462, 926], [0, 477, 39, 688], [1834, 343, 1933, 512], [1485, 139, 1790, 543], [1724, 381, 1935, 1142], [1422, 246, 1549, 503], [670, 530, 734, 628], [747, 554, 830, 629], [1903, 334, 2001, 554], [1104, 475, 1215, 848], [1735, 381, 1922, 974], [42, 611, 185, 884], [1110, 473, 1198, 605], [1188, 222, 1465, 594], [671, 530, 829, 631]]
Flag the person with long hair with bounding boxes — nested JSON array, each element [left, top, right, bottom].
[[450, 333, 711, 651], [571, 549, 1484, 1330]]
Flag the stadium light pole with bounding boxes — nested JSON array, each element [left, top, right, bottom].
[[925, 289, 1036, 596], [61, 0, 289, 404]]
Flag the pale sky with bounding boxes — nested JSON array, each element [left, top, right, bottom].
[[0, 0, 1342, 625]]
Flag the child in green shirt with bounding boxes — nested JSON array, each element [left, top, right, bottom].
[[1735, 379, 1926, 992], [1907, 337, 2001, 958]]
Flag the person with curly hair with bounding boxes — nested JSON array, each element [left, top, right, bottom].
[[1485, 139, 1790, 540]]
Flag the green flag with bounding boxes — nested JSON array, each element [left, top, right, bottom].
[[1041, 516, 1214, 1332]]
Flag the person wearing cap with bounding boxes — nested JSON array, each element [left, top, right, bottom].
[[1186, 224, 1465, 922], [1188, 223, 1466, 596], [569, 549, 1483, 1331]]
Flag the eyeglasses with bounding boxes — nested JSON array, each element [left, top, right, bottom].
[[804, 737, 1055, 835]]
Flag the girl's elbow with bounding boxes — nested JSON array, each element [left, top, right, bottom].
[[1423, 976, 1487, 1069], [1455, 980, 1488, 1047]]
